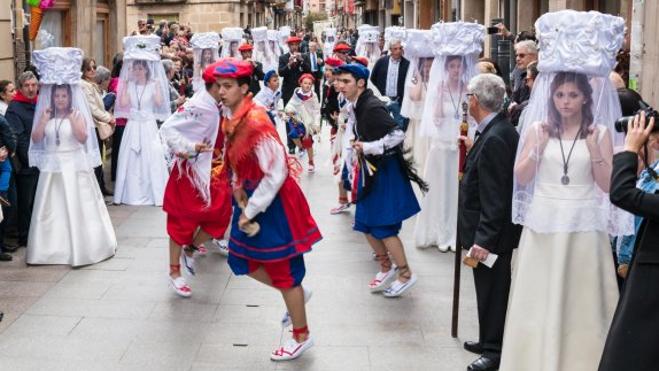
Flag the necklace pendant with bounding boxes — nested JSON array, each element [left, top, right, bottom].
[[561, 174, 570, 185]]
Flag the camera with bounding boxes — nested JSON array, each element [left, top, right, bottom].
[[487, 26, 499, 35], [614, 101, 659, 133]]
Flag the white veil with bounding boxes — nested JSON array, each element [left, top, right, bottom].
[[252, 26, 277, 72], [221, 27, 244, 58], [383, 26, 406, 51], [400, 29, 434, 120], [190, 32, 220, 93], [355, 25, 381, 66], [267, 29, 282, 61], [279, 26, 292, 55], [512, 10, 633, 236], [114, 35, 171, 122], [419, 22, 484, 146], [323, 28, 337, 57], [29, 47, 101, 172]]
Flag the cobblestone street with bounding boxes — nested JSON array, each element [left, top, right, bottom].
[[0, 127, 479, 371]]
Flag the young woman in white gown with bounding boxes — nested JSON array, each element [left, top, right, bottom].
[[415, 22, 481, 251], [113, 35, 170, 206], [27, 47, 116, 267], [190, 32, 220, 93], [500, 10, 632, 371]]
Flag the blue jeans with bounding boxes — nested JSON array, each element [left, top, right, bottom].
[[0, 160, 11, 192]]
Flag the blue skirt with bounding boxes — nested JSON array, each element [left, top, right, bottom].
[[355, 155, 420, 227], [228, 178, 321, 263]]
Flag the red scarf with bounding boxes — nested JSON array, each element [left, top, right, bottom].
[[12, 91, 38, 105]]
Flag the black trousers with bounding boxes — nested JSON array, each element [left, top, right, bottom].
[[15, 172, 38, 245], [93, 129, 107, 192], [472, 250, 512, 359], [111, 125, 125, 181]]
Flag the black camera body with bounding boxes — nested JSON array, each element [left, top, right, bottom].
[[614, 101, 659, 133]]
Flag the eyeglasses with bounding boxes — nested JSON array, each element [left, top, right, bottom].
[[516, 53, 526, 58], [466, 93, 477, 99]]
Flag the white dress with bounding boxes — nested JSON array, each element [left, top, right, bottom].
[[499, 137, 619, 371], [113, 81, 169, 206], [27, 119, 117, 266], [413, 90, 461, 250]]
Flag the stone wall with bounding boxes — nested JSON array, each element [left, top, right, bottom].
[[0, 1, 16, 80], [126, 0, 245, 34]]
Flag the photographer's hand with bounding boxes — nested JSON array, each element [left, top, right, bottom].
[[624, 111, 655, 153]]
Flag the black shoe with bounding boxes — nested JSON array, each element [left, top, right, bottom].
[[101, 188, 114, 197], [3, 245, 18, 253], [467, 355, 500, 371], [463, 341, 483, 355], [0, 252, 12, 261]]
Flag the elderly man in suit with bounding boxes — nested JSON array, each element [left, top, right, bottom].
[[305, 41, 324, 100], [369, 39, 409, 105], [458, 73, 521, 371]]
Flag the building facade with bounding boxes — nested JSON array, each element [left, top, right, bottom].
[[1, 0, 127, 80]]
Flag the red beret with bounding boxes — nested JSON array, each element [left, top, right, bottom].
[[287, 36, 302, 44], [238, 43, 253, 52], [352, 56, 369, 67], [202, 61, 223, 84], [213, 58, 254, 79], [298, 73, 315, 85], [333, 43, 352, 52], [325, 57, 344, 68]]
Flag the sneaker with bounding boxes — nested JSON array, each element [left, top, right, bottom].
[[369, 268, 397, 292], [270, 336, 314, 361], [281, 287, 313, 328], [195, 244, 208, 256], [330, 203, 351, 215], [383, 274, 418, 298], [449, 245, 456, 252], [0, 252, 12, 261], [180, 251, 196, 276], [169, 276, 192, 298], [308, 164, 315, 173], [298, 149, 307, 159], [438, 245, 450, 253], [212, 239, 230, 257]]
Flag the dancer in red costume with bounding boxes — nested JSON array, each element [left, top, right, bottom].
[[216, 58, 321, 361], [160, 62, 232, 298]]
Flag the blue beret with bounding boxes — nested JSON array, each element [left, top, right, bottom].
[[335, 63, 370, 80], [263, 69, 278, 83]]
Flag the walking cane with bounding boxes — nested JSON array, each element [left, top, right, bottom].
[[451, 100, 470, 338]]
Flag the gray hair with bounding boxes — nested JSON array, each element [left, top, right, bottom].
[[95, 65, 111, 84], [515, 40, 538, 55], [17, 71, 37, 88], [389, 38, 402, 49], [162, 59, 174, 74], [468, 73, 506, 113]]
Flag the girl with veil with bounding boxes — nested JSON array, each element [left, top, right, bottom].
[[252, 26, 277, 73], [267, 29, 282, 64], [500, 11, 632, 370], [415, 22, 483, 252], [27, 47, 116, 266], [190, 32, 220, 93], [323, 28, 337, 58], [400, 29, 434, 173], [355, 25, 381, 67], [113, 35, 170, 206], [221, 28, 243, 59]]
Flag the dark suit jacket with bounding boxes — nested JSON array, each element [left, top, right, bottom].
[[369, 55, 409, 103], [278, 52, 310, 105], [248, 61, 265, 96], [5, 100, 37, 175], [458, 112, 521, 255], [610, 151, 659, 263], [304, 51, 324, 80], [599, 151, 659, 371]]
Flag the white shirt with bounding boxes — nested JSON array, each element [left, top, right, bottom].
[[243, 137, 288, 219], [385, 57, 401, 98]]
